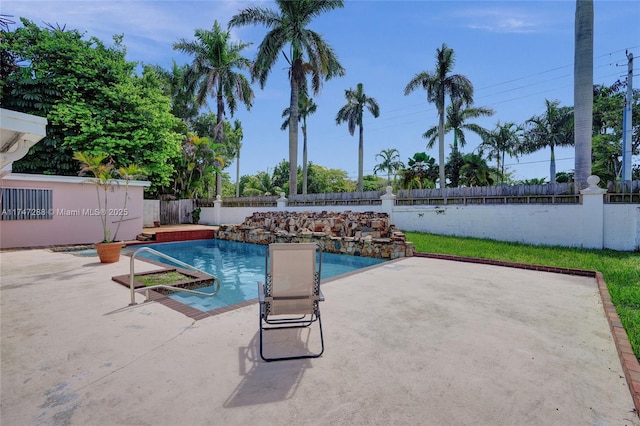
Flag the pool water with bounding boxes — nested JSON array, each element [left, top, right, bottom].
[[132, 239, 386, 312]]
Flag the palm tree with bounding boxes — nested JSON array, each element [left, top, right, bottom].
[[282, 92, 317, 196], [404, 43, 473, 188], [243, 170, 282, 196], [173, 20, 254, 196], [400, 152, 438, 190], [373, 148, 404, 187], [424, 99, 493, 187], [478, 122, 521, 184], [459, 153, 494, 187], [225, 120, 243, 197], [335, 83, 380, 192], [422, 99, 494, 153], [229, 0, 345, 196], [522, 99, 574, 184], [150, 61, 199, 124], [574, 0, 594, 190], [175, 134, 225, 199]]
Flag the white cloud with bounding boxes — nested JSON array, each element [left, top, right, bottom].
[[2, 1, 249, 67], [454, 7, 551, 34]]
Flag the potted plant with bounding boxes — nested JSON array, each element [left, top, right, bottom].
[[73, 151, 147, 263]]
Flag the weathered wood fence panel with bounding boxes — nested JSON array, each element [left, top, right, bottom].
[[606, 180, 640, 203], [396, 183, 580, 205], [160, 199, 196, 224], [289, 190, 384, 206], [202, 195, 277, 207]]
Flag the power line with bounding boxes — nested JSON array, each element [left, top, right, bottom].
[[349, 47, 639, 130], [295, 47, 639, 179]]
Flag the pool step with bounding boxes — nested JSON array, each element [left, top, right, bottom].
[[137, 227, 217, 243]]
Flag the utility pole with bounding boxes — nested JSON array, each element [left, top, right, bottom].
[[622, 51, 634, 181]]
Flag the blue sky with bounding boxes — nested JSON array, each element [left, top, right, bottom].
[[3, 0, 639, 183]]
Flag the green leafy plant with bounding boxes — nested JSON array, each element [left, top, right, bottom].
[[191, 207, 201, 224], [73, 151, 146, 243]]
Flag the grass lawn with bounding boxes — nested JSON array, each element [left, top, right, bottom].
[[405, 231, 640, 362], [137, 270, 192, 287]]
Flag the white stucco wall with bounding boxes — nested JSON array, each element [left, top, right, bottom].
[[143, 200, 160, 228], [196, 198, 640, 251], [391, 204, 585, 247], [1, 174, 149, 248], [603, 204, 640, 251]]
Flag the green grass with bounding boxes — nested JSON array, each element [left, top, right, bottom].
[[405, 231, 640, 360], [137, 271, 191, 287]]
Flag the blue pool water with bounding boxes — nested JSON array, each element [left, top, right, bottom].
[[132, 239, 386, 312]]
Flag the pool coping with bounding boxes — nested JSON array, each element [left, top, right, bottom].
[[116, 249, 397, 321]]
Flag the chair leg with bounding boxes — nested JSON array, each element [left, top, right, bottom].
[[259, 312, 324, 362]]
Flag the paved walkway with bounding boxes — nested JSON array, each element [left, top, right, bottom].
[[1, 249, 638, 425]]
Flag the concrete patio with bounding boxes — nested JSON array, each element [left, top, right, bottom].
[[1, 248, 638, 425]]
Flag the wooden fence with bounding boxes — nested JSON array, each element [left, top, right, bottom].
[[201, 195, 278, 208], [606, 180, 640, 203], [160, 199, 196, 225], [195, 180, 639, 208], [396, 183, 578, 205]]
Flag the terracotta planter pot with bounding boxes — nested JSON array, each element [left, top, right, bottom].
[[95, 242, 124, 263]]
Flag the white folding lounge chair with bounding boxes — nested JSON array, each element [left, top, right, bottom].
[[258, 243, 325, 362]]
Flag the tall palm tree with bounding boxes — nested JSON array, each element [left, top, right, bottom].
[[335, 82, 380, 192], [522, 99, 574, 184], [422, 99, 494, 153], [404, 43, 473, 188], [230, 0, 345, 196], [173, 20, 254, 196], [282, 92, 317, 196], [574, 0, 594, 190], [478, 122, 521, 184], [373, 148, 404, 187]]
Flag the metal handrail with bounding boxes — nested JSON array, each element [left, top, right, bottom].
[[129, 247, 220, 306]]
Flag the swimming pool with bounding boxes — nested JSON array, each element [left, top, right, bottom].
[[131, 239, 386, 312]]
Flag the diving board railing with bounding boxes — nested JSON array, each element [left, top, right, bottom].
[[129, 247, 221, 306]]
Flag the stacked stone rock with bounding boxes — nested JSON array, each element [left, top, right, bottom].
[[216, 211, 414, 259]]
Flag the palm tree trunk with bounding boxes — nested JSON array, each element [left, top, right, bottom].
[[235, 155, 240, 197], [549, 144, 557, 184], [453, 129, 458, 152], [289, 76, 299, 196], [215, 172, 222, 198], [438, 108, 446, 188], [574, 0, 593, 191], [216, 90, 225, 197], [358, 124, 364, 192], [302, 121, 308, 197]]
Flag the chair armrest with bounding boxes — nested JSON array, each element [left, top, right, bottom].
[[257, 281, 265, 303]]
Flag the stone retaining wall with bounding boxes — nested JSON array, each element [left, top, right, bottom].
[[215, 211, 415, 259]]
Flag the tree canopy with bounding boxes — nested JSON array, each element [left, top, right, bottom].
[[1, 19, 182, 194]]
